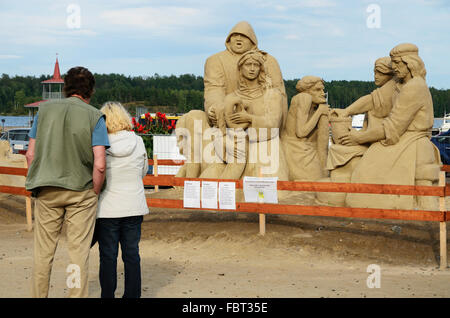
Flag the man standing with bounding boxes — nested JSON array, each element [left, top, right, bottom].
[[25, 66, 109, 297]]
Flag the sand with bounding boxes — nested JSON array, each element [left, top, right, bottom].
[[0, 189, 449, 298]]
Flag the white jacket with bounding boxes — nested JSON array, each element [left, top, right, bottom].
[[97, 130, 149, 218]]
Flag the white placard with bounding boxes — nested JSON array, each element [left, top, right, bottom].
[[201, 181, 218, 209], [183, 181, 201, 208], [243, 176, 278, 204], [218, 182, 236, 210]]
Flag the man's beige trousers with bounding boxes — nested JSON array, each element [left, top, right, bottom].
[[31, 187, 98, 298]]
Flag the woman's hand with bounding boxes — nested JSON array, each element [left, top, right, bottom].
[[228, 111, 252, 124], [339, 129, 361, 146]]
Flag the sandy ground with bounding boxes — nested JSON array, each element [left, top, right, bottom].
[[0, 189, 449, 298]]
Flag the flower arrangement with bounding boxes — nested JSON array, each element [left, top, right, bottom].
[[132, 111, 176, 135], [132, 112, 177, 159]]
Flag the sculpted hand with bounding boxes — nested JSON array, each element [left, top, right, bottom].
[[338, 129, 361, 146], [208, 107, 217, 126], [317, 104, 329, 115], [228, 111, 252, 124]]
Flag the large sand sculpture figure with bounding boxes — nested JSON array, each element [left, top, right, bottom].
[[175, 21, 289, 180], [280, 76, 330, 181]]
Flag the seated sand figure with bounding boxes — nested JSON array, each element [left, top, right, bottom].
[[230, 50, 289, 180], [316, 57, 396, 206], [280, 76, 330, 181], [202, 50, 289, 180], [342, 43, 441, 210]]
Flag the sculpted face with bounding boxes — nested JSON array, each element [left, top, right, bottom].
[[374, 70, 392, 87], [229, 33, 254, 54], [309, 82, 327, 105], [391, 57, 410, 80], [240, 58, 261, 81]]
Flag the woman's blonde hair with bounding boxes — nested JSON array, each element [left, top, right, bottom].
[[100, 101, 133, 134]]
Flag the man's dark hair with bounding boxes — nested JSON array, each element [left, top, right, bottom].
[[63, 66, 95, 99]]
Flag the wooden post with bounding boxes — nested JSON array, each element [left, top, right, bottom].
[[258, 168, 265, 236], [439, 171, 447, 269], [24, 160, 32, 232], [154, 154, 159, 193]]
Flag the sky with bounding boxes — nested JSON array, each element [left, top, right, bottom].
[[0, 0, 449, 89]]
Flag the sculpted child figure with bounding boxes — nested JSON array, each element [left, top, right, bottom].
[[338, 56, 396, 145], [281, 76, 330, 181]]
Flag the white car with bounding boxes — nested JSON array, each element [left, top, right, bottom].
[[0, 128, 31, 154]]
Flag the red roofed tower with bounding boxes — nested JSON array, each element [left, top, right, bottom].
[[25, 55, 64, 109]]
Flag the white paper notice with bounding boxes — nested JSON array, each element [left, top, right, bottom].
[[201, 181, 218, 209], [183, 181, 201, 208], [243, 177, 278, 204], [218, 182, 236, 210]]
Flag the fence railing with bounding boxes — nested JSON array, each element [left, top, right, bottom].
[[0, 156, 448, 269]]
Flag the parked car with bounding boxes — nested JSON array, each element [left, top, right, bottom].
[[0, 128, 31, 154], [431, 129, 450, 165]]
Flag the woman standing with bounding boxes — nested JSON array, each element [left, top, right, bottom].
[[96, 102, 149, 298]]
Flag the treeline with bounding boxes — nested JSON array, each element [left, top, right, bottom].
[[1, 73, 449, 116]]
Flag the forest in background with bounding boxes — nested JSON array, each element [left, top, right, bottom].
[[1, 73, 449, 117]]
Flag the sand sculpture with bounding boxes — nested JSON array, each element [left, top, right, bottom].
[[175, 21, 289, 180], [318, 43, 441, 210], [173, 24, 441, 210], [316, 57, 395, 206], [281, 76, 330, 181], [204, 21, 288, 131], [0, 140, 26, 188]]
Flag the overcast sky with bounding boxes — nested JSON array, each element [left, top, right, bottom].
[[0, 0, 449, 89]]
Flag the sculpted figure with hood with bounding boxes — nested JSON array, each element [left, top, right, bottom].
[[175, 21, 288, 180]]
